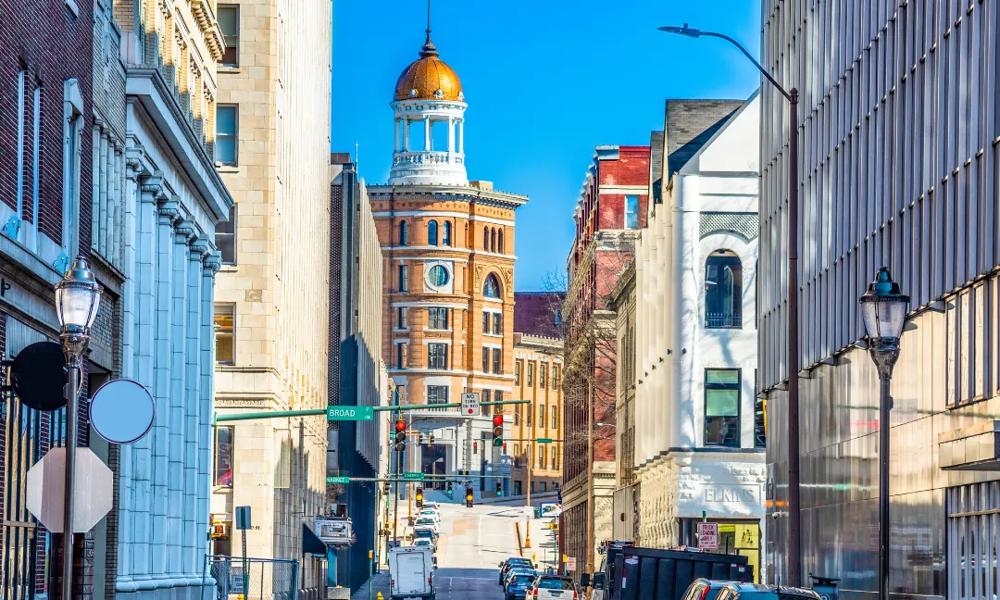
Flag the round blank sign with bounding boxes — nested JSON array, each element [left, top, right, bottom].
[[89, 379, 155, 444]]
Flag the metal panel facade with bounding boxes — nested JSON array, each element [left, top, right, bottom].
[[760, 0, 1000, 389]]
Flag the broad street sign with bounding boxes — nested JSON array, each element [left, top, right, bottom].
[[327, 476, 350, 485], [26, 448, 112, 533], [697, 521, 719, 550], [403, 471, 425, 482], [327, 405, 374, 421], [460, 392, 479, 416]]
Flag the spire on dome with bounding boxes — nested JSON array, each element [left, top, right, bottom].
[[421, 0, 438, 57]]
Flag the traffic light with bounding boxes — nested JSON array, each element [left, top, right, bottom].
[[394, 419, 407, 452], [492, 415, 504, 447], [415, 487, 424, 508], [446, 481, 453, 494], [465, 486, 474, 508], [495, 481, 503, 496]]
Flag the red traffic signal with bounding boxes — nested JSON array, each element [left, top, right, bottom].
[[394, 419, 407, 452], [492, 415, 504, 447]]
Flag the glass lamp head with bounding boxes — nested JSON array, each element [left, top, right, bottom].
[[859, 267, 909, 340], [55, 256, 102, 333]]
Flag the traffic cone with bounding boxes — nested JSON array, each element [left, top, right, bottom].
[[376, 593, 384, 600]]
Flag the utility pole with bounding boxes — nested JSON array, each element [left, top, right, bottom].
[[524, 442, 533, 549]]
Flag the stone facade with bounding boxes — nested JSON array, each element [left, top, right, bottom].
[[209, 0, 333, 595]]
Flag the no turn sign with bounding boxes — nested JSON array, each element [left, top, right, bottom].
[[461, 392, 480, 416]]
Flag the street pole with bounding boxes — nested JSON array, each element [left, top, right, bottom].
[[585, 387, 594, 576], [392, 448, 401, 545], [61, 356, 81, 600], [524, 442, 533, 549], [878, 372, 891, 600], [786, 88, 802, 587], [657, 25, 801, 585], [242, 525, 249, 597]]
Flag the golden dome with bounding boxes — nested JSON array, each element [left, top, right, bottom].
[[393, 36, 464, 102]]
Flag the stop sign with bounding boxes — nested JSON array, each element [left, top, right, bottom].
[[25, 447, 113, 533]]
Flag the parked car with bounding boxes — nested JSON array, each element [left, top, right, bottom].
[[413, 526, 438, 545], [715, 583, 822, 600], [418, 510, 441, 524], [499, 557, 534, 585], [505, 572, 537, 600], [681, 579, 736, 600], [503, 567, 537, 588], [527, 574, 578, 599]]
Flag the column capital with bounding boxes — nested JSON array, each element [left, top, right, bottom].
[[190, 238, 211, 260], [140, 174, 165, 197], [175, 219, 197, 242], [158, 197, 182, 223], [202, 251, 222, 274]]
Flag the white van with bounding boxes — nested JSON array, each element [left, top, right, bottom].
[[388, 546, 435, 599]]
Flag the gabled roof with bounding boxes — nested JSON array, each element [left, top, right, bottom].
[[664, 99, 743, 178]]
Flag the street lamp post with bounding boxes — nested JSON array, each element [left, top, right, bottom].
[[659, 23, 803, 586], [54, 256, 102, 600], [859, 267, 909, 600]]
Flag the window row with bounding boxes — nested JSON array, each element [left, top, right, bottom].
[[482, 310, 502, 335], [396, 219, 454, 247], [519, 402, 559, 430], [510, 445, 560, 471], [482, 225, 505, 253], [514, 360, 561, 389], [481, 347, 503, 374], [395, 306, 451, 330], [394, 342, 451, 370]]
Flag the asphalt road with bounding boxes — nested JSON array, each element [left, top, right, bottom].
[[432, 567, 506, 599]]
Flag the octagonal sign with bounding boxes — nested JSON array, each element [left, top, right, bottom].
[[26, 447, 113, 533]]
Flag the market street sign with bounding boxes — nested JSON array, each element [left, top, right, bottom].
[[403, 472, 425, 482], [536, 438, 554, 444], [327, 476, 350, 485], [326, 405, 374, 421]]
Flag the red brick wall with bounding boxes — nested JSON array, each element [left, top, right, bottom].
[[0, 0, 93, 249]]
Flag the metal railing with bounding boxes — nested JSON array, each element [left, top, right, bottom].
[[705, 312, 742, 328], [204, 555, 300, 600]]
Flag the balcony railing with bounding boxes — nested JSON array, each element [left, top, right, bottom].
[[705, 312, 742, 328], [392, 151, 464, 166]]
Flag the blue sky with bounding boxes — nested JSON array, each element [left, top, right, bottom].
[[331, 1, 761, 291]]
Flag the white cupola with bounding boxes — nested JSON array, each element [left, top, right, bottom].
[[389, 31, 468, 186]]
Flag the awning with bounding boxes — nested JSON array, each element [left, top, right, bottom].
[[302, 522, 327, 556], [940, 421, 1000, 471]]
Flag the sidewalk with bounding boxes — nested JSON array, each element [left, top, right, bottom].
[[350, 571, 390, 600]]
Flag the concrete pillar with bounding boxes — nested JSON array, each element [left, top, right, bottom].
[[458, 120, 464, 154], [424, 116, 431, 151], [393, 118, 399, 151], [448, 117, 455, 153], [167, 217, 190, 575], [199, 251, 222, 581], [403, 118, 410, 151]]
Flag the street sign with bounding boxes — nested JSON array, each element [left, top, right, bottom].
[[326, 405, 374, 421], [403, 471, 425, 482], [89, 379, 155, 444], [25, 447, 113, 533], [697, 522, 719, 550], [536, 437, 554, 444], [565, 556, 577, 571], [315, 517, 352, 545], [461, 392, 480, 416], [235, 506, 252, 530], [327, 476, 350, 485]]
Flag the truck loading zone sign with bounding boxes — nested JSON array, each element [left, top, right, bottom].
[[697, 522, 719, 550]]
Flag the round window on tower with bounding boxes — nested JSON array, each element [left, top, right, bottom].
[[426, 264, 450, 288]]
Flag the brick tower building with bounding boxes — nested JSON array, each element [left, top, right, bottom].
[[368, 27, 526, 497]]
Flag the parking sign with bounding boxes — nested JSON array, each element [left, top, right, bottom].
[[697, 522, 719, 550]]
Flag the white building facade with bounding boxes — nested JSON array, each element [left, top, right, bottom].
[[113, 1, 233, 597], [630, 95, 765, 580]]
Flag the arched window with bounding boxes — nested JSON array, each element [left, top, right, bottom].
[[442, 221, 452, 246], [498, 229, 504, 254], [705, 250, 742, 328], [490, 228, 497, 252], [483, 225, 489, 250], [399, 221, 409, 246], [483, 273, 501, 299], [428, 220, 439, 246]]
